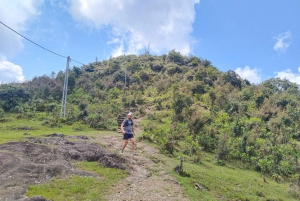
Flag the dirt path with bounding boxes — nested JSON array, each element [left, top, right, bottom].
[[97, 133, 189, 201]]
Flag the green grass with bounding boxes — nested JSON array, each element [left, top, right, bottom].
[[142, 139, 296, 200], [0, 113, 114, 144], [26, 161, 128, 201], [164, 153, 296, 201]]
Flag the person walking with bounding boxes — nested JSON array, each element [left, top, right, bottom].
[[120, 112, 136, 155]]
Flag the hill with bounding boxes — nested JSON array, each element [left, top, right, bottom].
[[0, 51, 300, 200]]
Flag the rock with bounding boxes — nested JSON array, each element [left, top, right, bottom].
[[195, 182, 209, 191], [24, 196, 50, 201]]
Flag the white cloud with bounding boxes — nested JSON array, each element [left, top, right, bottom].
[[273, 31, 291, 53], [111, 41, 125, 57], [275, 68, 300, 85], [235, 66, 262, 84], [0, 58, 25, 83], [0, 0, 44, 58], [68, 0, 200, 56], [0, 0, 44, 83]]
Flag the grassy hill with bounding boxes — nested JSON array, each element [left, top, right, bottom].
[[0, 51, 300, 200]]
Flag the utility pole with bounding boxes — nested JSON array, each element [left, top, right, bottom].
[[125, 66, 127, 87], [60, 56, 70, 118]]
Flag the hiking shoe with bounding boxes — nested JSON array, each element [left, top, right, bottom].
[[120, 150, 123, 154]]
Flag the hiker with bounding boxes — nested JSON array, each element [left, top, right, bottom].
[[120, 112, 136, 155]]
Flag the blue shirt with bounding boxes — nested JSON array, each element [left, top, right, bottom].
[[122, 119, 134, 134]]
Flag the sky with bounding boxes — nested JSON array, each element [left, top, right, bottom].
[[0, 0, 300, 85]]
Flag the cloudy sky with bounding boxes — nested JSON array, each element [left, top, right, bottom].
[[0, 0, 299, 84]]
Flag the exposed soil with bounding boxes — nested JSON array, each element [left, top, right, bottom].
[[0, 134, 125, 201]]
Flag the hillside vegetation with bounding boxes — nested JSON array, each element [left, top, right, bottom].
[[1, 51, 300, 188]]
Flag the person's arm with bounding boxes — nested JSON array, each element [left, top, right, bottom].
[[132, 126, 135, 136], [121, 124, 125, 134]]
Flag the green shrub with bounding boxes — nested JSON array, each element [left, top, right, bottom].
[[72, 122, 85, 131]]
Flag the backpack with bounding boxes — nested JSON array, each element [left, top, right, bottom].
[[123, 119, 133, 127]]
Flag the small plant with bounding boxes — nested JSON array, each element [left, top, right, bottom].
[[272, 173, 283, 182], [0, 108, 5, 118], [72, 122, 85, 131], [138, 106, 146, 116]]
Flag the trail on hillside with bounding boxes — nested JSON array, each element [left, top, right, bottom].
[[98, 133, 188, 201], [97, 115, 188, 201]]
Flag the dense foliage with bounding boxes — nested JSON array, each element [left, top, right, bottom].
[[1, 51, 300, 178]]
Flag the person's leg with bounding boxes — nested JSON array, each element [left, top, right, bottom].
[[121, 139, 128, 151], [130, 137, 135, 151]]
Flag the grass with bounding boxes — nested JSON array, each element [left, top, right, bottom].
[[0, 113, 115, 144], [26, 161, 128, 201], [140, 140, 296, 200], [161, 153, 297, 201]]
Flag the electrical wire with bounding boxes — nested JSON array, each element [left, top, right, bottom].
[[0, 21, 85, 66], [70, 58, 85, 66]]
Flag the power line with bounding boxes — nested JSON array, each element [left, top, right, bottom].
[[70, 58, 85, 66], [0, 21, 85, 66]]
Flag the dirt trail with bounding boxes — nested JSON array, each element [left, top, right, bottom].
[[98, 133, 188, 201]]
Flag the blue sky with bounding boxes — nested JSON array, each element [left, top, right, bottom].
[[0, 0, 299, 84]]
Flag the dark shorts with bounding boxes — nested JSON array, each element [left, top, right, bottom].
[[123, 133, 134, 140]]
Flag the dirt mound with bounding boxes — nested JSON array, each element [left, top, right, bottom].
[[0, 135, 125, 201]]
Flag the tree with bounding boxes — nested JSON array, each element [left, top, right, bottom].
[[150, 62, 164, 72], [107, 61, 120, 75], [172, 85, 193, 121], [85, 64, 95, 72], [72, 66, 83, 78], [167, 66, 182, 75], [262, 78, 300, 95], [201, 59, 212, 67], [127, 59, 141, 73], [0, 84, 30, 111], [219, 70, 242, 89], [167, 50, 185, 64]]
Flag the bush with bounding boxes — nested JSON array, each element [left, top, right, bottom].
[[139, 72, 149, 82], [197, 133, 217, 152], [72, 122, 85, 131], [150, 62, 164, 72], [0, 108, 4, 118], [138, 106, 146, 116], [216, 134, 230, 162], [42, 117, 61, 128], [167, 66, 182, 75]]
